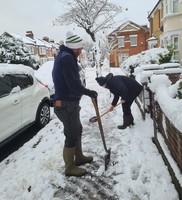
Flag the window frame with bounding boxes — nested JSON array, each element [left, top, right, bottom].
[[117, 36, 125, 48], [171, 35, 179, 61], [172, 0, 179, 13], [28, 45, 35, 55], [164, 0, 169, 15], [39, 46, 46, 55], [130, 35, 137, 47]]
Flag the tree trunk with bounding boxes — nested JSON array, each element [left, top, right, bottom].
[[85, 28, 95, 42]]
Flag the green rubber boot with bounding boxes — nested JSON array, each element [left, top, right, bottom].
[[75, 137, 93, 166], [63, 146, 87, 176]]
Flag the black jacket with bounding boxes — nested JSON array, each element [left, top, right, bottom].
[[105, 73, 143, 106]]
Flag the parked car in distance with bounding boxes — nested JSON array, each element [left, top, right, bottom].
[[0, 64, 51, 145]]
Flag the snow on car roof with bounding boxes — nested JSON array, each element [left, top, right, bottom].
[[0, 64, 34, 77]]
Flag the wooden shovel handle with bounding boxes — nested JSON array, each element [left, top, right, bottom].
[[100, 102, 121, 118], [91, 97, 109, 153]]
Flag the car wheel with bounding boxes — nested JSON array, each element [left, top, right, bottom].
[[36, 102, 50, 128]]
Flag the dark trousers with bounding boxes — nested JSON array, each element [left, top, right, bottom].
[[54, 101, 82, 147], [122, 100, 133, 116]]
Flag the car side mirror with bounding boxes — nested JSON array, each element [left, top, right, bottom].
[[11, 86, 21, 94]]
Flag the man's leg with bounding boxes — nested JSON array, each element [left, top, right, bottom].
[[118, 101, 134, 129], [54, 101, 87, 176], [75, 134, 93, 166]]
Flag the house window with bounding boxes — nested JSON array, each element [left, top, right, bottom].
[[28, 46, 35, 55], [165, 0, 169, 14], [172, 0, 179, 13], [172, 36, 179, 61], [119, 54, 129, 64], [118, 37, 124, 48], [161, 36, 169, 48], [39, 47, 46, 55], [130, 35, 137, 46]]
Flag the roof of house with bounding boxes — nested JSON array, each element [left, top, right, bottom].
[[1, 31, 52, 48], [147, 0, 161, 19], [2, 31, 35, 45], [107, 20, 149, 37]]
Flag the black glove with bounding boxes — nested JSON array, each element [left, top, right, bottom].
[[87, 90, 98, 98]]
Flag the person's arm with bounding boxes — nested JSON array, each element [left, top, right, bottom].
[[107, 94, 119, 112], [111, 95, 119, 106], [62, 56, 97, 98]]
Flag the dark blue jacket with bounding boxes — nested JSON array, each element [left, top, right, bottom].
[[105, 73, 143, 106], [52, 45, 89, 102]]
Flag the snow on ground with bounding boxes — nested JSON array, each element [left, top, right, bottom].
[[0, 64, 180, 200]]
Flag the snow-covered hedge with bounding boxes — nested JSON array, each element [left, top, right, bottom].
[[121, 48, 169, 76], [0, 35, 36, 69]]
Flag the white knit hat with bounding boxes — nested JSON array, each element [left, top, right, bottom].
[[65, 31, 83, 49]]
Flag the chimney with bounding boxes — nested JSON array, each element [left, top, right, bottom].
[[43, 36, 49, 42], [26, 31, 34, 39], [50, 39, 55, 43]]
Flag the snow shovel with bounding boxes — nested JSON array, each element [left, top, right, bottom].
[[89, 102, 121, 123], [91, 97, 111, 171]]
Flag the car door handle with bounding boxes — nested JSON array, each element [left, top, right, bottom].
[[13, 99, 20, 105]]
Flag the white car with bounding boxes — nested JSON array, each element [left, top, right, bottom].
[[0, 64, 51, 144]]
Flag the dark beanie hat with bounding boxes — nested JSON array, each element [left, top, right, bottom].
[[95, 77, 107, 86]]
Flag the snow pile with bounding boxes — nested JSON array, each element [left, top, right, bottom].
[[0, 63, 34, 76], [35, 61, 55, 95], [148, 75, 182, 131]]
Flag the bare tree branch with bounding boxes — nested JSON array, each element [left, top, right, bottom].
[[54, 0, 124, 42]]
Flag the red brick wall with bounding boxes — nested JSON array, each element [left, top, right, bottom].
[[117, 29, 149, 56], [109, 27, 149, 67]]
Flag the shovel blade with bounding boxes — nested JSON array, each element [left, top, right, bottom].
[[89, 116, 97, 123]]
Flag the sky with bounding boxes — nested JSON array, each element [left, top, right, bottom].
[[0, 49, 182, 199], [0, 0, 159, 43]]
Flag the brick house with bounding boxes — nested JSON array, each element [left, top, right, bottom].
[[25, 31, 54, 65], [107, 20, 150, 68]]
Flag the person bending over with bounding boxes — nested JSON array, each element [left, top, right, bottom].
[[96, 73, 143, 129]]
